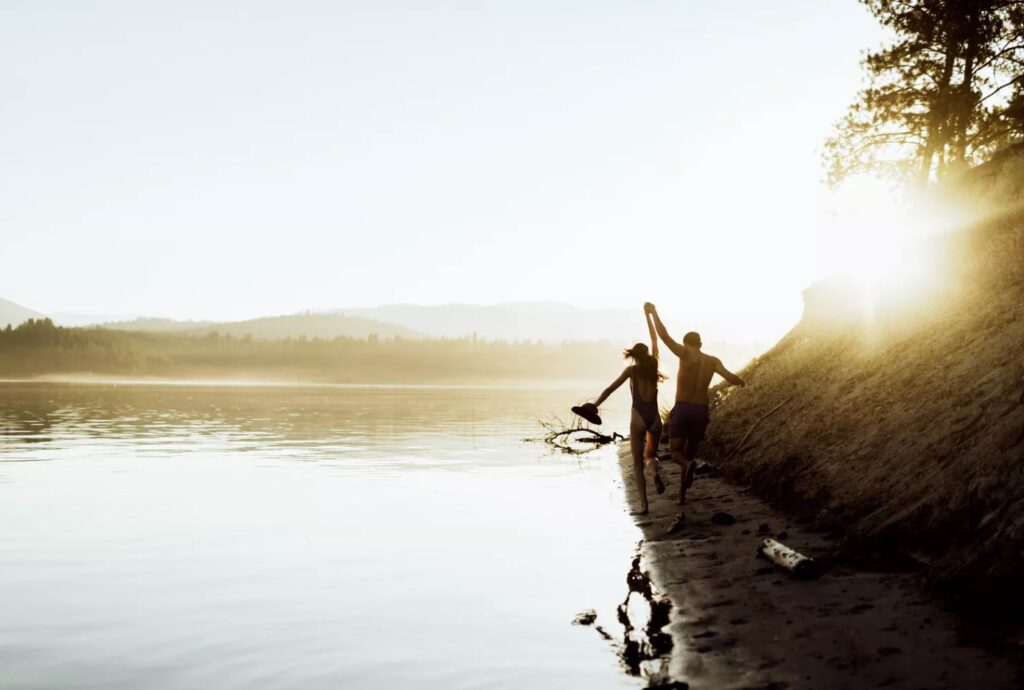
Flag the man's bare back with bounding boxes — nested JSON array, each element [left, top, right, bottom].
[[675, 350, 727, 405]]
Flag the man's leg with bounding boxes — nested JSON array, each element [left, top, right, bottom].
[[646, 420, 664, 493], [676, 418, 707, 503], [671, 437, 690, 505], [683, 433, 699, 489], [645, 431, 655, 459], [664, 434, 691, 533]]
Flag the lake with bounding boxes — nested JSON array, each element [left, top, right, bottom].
[[0, 382, 649, 690]]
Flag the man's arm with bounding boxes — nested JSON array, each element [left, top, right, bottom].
[[713, 358, 746, 386], [593, 367, 632, 407], [644, 303, 685, 357]]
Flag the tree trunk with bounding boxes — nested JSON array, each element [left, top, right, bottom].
[[953, 1, 981, 167], [919, 3, 961, 184]]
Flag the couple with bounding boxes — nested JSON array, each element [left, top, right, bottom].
[[590, 303, 745, 516]]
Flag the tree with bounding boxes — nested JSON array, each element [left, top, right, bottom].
[[826, 0, 1024, 188]]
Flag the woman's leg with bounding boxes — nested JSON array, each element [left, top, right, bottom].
[[629, 408, 649, 514], [644, 402, 662, 460]]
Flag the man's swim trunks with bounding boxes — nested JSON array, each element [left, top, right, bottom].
[[669, 402, 709, 459]]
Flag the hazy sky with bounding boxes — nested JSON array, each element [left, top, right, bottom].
[[1, 1, 885, 342]]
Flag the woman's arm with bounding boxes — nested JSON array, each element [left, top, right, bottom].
[[646, 311, 659, 361], [593, 367, 632, 407], [645, 303, 685, 357]]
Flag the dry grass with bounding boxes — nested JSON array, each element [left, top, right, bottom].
[[703, 204, 1024, 616]]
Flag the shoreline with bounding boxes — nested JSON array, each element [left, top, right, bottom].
[[614, 442, 1021, 689], [0, 376, 604, 391]]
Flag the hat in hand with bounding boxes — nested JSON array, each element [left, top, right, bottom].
[[571, 402, 602, 425]]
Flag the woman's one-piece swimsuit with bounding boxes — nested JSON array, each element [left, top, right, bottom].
[[630, 374, 660, 430]]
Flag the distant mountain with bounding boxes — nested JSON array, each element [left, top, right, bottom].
[[100, 312, 420, 340], [0, 297, 45, 328], [20, 299, 767, 366], [50, 312, 143, 327], [98, 317, 214, 332], [337, 302, 645, 342], [337, 302, 768, 367]]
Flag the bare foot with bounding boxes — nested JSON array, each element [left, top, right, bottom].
[[632, 507, 649, 516]]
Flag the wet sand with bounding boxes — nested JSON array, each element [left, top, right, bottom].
[[616, 444, 1022, 690]]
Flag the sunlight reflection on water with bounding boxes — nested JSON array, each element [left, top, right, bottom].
[[0, 383, 642, 690]]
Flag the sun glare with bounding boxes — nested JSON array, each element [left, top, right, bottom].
[[822, 180, 951, 320]]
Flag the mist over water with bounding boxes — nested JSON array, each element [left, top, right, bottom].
[[0, 383, 643, 690]]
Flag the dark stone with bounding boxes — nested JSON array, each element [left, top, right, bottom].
[[711, 511, 736, 526]]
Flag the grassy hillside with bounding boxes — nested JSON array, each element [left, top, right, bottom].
[[702, 160, 1024, 616]]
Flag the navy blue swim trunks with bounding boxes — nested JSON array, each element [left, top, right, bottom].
[[669, 402, 709, 459]]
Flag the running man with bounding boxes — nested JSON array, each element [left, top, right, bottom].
[[644, 302, 745, 511]]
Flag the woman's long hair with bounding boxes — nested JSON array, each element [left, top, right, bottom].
[[623, 343, 665, 383]]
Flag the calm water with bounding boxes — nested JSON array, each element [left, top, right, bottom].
[[0, 382, 646, 690]]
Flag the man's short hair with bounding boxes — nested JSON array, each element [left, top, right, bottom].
[[683, 331, 702, 347]]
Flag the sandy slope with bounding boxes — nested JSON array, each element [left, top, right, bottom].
[[617, 446, 1021, 690], [698, 200, 1024, 617]]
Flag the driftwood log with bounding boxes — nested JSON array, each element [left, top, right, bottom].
[[758, 538, 820, 579]]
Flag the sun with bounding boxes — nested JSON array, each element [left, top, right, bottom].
[[821, 179, 951, 320]]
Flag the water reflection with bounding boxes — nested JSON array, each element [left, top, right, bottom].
[[588, 545, 673, 688], [0, 382, 642, 690], [0, 382, 630, 469]]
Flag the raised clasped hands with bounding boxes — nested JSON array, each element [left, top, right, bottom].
[[643, 302, 656, 315]]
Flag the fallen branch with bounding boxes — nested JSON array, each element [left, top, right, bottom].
[[528, 416, 624, 454], [721, 396, 793, 463]]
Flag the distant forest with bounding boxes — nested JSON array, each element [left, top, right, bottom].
[[0, 319, 623, 384]]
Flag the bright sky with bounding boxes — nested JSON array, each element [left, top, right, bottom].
[[1, 1, 886, 342]]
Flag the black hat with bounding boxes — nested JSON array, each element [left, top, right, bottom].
[[571, 402, 602, 425]]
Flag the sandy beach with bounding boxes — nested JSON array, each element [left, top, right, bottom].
[[613, 443, 1022, 690]]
